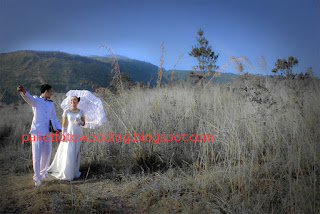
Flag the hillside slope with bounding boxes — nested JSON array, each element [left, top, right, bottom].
[[0, 51, 160, 104], [0, 51, 113, 104]]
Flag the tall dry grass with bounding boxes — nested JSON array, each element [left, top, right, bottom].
[[1, 74, 319, 213]]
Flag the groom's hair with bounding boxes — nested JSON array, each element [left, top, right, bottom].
[[40, 84, 52, 93]]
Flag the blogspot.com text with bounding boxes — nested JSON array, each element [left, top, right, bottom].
[[22, 131, 214, 144]]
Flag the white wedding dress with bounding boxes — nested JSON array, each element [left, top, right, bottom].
[[48, 109, 84, 181]]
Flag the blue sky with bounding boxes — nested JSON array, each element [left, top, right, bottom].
[[1, 0, 319, 76]]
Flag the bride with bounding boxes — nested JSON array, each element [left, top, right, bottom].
[[48, 96, 85, 181]]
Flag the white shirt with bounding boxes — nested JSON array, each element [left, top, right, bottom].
[[20, 91, 62, 135]]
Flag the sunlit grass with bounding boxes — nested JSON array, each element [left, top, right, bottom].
[[1, 73, 319, 213]]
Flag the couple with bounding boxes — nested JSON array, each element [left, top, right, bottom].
[[18, 83, 99, 187]]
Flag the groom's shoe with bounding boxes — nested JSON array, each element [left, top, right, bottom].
[[34, 180, 42, 187]]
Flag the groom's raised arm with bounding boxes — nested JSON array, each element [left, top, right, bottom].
[[17, 83, 36, 107]]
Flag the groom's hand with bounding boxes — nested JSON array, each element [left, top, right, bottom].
[[17, 83, 26, 95]]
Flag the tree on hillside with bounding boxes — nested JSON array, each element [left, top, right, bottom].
[[189, 29, 219, 77], [272, 56, 298, 78]]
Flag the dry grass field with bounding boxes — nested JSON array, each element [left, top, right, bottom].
[[0, 74, 320, 213]]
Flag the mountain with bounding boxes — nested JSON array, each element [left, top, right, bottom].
[[0, 51, 158, 104], [89, 56, 158, 85], [0, 50, 237, 104], [89, 54, 129, 60]]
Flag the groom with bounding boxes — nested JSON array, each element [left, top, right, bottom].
[[17, 83, 61, 187]]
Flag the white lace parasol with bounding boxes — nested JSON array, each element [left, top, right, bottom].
[[61, 90, 106, 129]]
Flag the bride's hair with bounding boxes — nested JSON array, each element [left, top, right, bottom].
[[71, 96, 80, 102]]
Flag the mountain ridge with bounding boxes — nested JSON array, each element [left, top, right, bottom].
[[0, 50, 237, 104]]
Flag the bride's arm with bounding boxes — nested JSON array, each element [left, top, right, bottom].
[[78, 110, 85, 126], [81, 116, 85, 126], [61, 112, 68, 137], [62, 116, 67, 128]]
